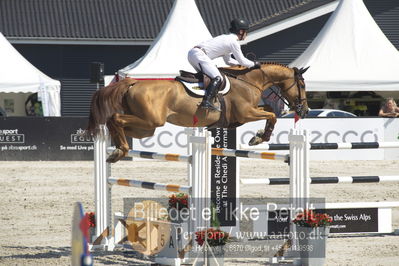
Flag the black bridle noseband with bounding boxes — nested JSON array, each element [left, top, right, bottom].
[[263, 67, 307, 115]]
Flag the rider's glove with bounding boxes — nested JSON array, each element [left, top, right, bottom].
[[252, 61, 261, 69]]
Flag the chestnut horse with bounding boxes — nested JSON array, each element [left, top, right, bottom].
[[87, 63, 309, 163]]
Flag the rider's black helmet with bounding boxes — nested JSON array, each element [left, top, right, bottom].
[[229, 18, 250, 34]]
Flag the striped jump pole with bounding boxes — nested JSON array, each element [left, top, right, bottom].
[[239, 141, 399, 150], [106, 147, 191, 162], [108, 178, 191, 193], [241, 175, 399, 185], [212, 147, 289, 162], [310, 142, 399, 150]]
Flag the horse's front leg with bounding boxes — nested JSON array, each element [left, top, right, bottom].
[[248, 118, 276, 145], [245, 107, 277, 146]]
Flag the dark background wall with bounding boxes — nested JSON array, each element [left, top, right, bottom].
[[14, 44, 148, 116]]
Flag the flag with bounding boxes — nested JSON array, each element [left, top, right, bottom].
[[193, 115, 199, 126], [294, 113, 300, 127], [79, 214, 91, 242]]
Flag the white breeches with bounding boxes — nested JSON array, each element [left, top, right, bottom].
[[188, 48, 222, 79]]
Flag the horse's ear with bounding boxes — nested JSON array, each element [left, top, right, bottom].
[[299, 66, 310, 74]]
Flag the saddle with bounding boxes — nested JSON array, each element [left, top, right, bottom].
[[175, 70, 228, 93]]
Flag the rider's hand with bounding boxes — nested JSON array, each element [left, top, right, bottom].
[[252, 61, 261, 69]]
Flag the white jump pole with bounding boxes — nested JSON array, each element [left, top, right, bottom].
[[186, 128, 213, 263], [94, 124, 113, 250], [289, 128, 310, 254], [289, 129, 310, 213]]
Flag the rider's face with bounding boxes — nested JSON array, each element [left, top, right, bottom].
[[238, 30, 247, 40]]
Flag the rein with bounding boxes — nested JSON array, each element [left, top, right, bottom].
[[224, 68, 305, 109], [223, 72, 264, 93], [262, 68, 307, 109]]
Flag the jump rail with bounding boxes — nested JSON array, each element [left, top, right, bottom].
[[240, 141, 399, 151], [108, 178, 191, 193], [108, 146, 289, 162], [106, 147, 191, 162], [241, 175, 399, 185], [212, 147, 289, 161]]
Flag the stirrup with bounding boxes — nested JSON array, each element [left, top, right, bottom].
[[199, 100, 221, 112]]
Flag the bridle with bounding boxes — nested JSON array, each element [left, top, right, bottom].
[[272, 67, 307, 114], [224, 66, 307, 114]]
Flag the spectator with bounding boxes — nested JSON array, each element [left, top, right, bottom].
[[25, 93, 43, 116], [0, 106, 6, 116], [378, 97, 399, 117], [323, 98, 340, 109]]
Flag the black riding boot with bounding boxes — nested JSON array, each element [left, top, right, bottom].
[[199, 76, 222, 112]]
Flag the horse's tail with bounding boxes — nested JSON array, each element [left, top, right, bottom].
[[87, 78, 138, 135]]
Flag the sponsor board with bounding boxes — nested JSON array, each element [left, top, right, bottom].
[[252, 202, 396, 235], [238, 118, 399, 160], [1, 117, 397, 161], [132, 123, 189, 155], [210, 128, 238, 228], [132, 118, 398, 160], [238, 118, 382, 144], [0, 117, 94, 160]]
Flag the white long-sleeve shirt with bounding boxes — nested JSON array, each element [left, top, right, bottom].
[[198, 33, 255, 68]]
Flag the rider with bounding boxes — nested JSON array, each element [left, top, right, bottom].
[[188, 18, 260, 111]]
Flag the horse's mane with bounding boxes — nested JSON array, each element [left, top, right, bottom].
[[260, 61, 290, 69], [219, 61, 290, 77]]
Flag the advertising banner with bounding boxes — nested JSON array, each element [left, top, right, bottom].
[[238, 118, 399, 160], [0, 117, 94, 160], [256, 206, 380, 235], [210, 128, 237, 227], [1, 117, 397, 161]]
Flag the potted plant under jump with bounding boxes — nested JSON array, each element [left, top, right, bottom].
[[195, 227, 229, 266], [293, 209, 332, 266], [168, 193, 189, 223]]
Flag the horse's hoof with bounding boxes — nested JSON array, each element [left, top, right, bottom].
[[106, 149, 125, 163], [106, 154, 118, 163], [249, 136, 263, 146], [256, 129, 265, 138]]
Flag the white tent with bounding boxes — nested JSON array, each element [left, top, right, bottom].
[[0, 32, 61, 116], [118, 0, 224, 79], [290, 0, 399, 92]]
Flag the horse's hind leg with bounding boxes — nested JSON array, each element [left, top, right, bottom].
[[106, 113, 164, 163], [106, 114, 130, 163]]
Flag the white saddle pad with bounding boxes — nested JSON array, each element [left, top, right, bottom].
[[180, 78, 231, 96]]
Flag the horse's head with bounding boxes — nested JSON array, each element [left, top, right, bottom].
[[287, 66, 309, 118], [259, 64, 309, 118]]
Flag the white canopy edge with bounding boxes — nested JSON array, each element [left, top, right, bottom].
[[118, 0, 225, 79], [0, 32, 61, 116], [290, 0, 399, 92]]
